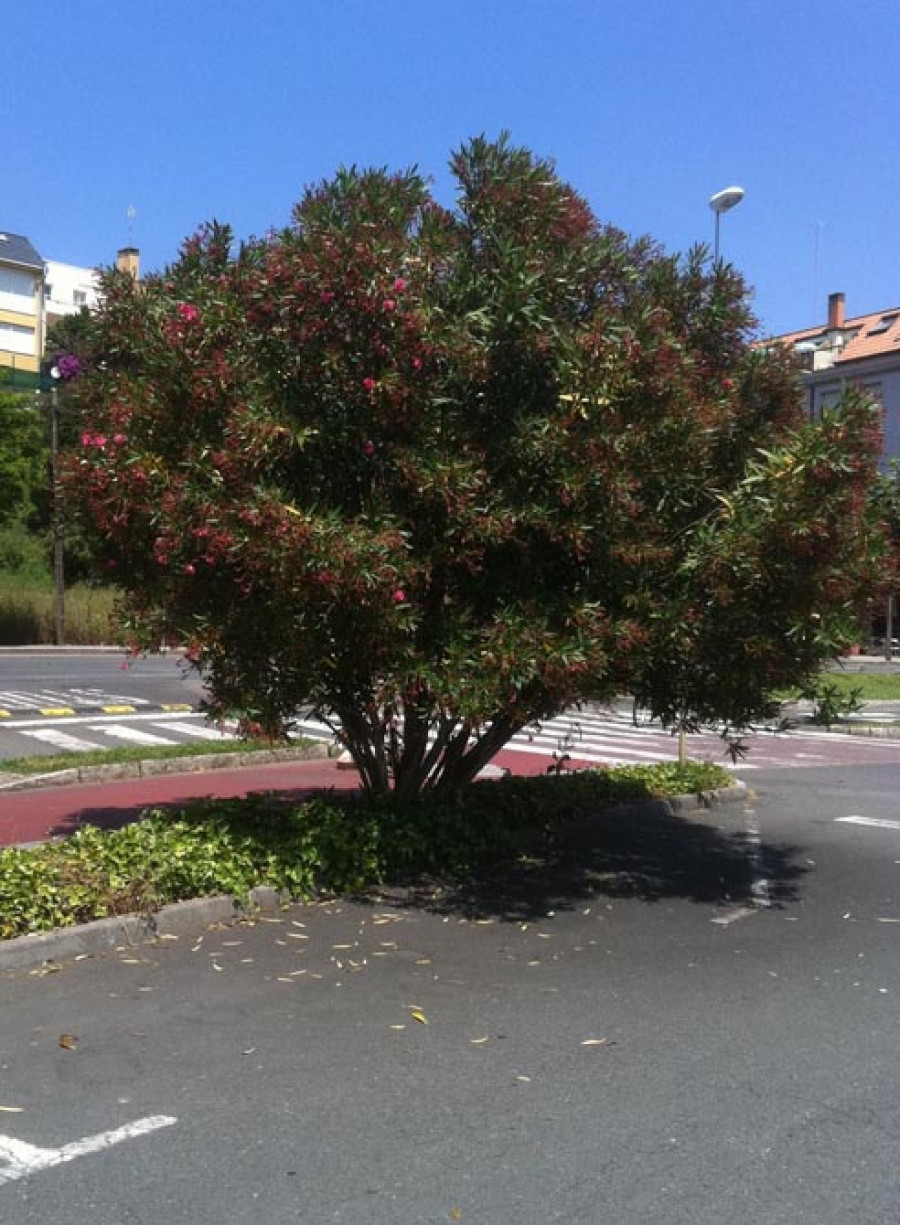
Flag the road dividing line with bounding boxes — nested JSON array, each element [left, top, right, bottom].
[[100, 704, 137, 714], [836, 816, 900, 832], [0, 1115, 177, 1185], [21, 728, 101, 754], [744, 804, 772, 908], [38, 708, 76, 718], [88, 725, 178, 747]]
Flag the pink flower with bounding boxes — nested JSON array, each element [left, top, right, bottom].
[[95, 435, 108, 448], [321, 291, 335, 304], [362, 377, 377, 392], [393, 277, 407, 292], [392, 589, 406, 604], [80, 431, 93, 447], [183, 563, 196, 576], [113, 433, 127, 446], [177, 303, 199, 323], [412, 357, 423, 370], [382, 299, 396, 312], [364, 440, 376, 458]]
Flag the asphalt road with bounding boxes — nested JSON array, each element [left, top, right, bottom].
[[1, 764, 898, 1223], [0, 650, 204, 716]]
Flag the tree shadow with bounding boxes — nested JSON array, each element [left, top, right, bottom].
[[371, 802, 807, 923]]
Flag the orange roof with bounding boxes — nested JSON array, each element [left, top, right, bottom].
[[768, 305, 900, 365]]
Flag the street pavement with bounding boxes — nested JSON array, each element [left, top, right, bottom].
[[1, 764, 898, 1223]]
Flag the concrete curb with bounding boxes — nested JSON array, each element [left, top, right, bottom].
[[0, 742, 332, 793], [0, 886, 292, 972], [0, 781, 747, 973]]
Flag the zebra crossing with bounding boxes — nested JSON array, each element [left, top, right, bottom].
[[231, 706, 900, 772], [2, 701, 900, 771]]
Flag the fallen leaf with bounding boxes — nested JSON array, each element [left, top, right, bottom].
[[581, 1038, 613, 1047], [469, 1036, 489, 1045], [416, 958, 432, 965], [410, 1009, 428, 1025], [389, 1024, 407, 1031], [58, 1034, 78, 1050], [0, 1106, 24, 1113], [212, 963, 224, 972], [515, 1075, 531, 1082], [450, 1209, 462, 1221], [877, 917, 900, 923]]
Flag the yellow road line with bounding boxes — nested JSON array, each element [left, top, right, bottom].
[[100, 704, 137, 714], [0, 710, 10, 718], [39, 707, 76, 717], [160, 703, 193, 712]]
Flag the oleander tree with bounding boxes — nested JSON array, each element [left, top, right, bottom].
[[63, 135, 886, 795]]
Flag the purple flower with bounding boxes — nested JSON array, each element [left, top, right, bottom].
[[56, 353, 84, 380]]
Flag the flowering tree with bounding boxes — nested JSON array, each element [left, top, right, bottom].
[[65, 136, 885, 794]]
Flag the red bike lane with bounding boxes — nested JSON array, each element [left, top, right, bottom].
[[0, 747, 567, 849]]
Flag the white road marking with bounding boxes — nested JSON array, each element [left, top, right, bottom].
[[835, 816, 900, 832], [87, 725, 178, 747], [21, 728, 102, 753], [154, 722, 234, 741], [0, 1115, 177, 1186], [0, 710, 205, 730], [711, 906, 758, 927], [743, 805, 772, 908]]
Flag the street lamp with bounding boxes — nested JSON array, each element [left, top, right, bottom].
[[709, 185, 745, 260], [49, 365, 65, 646]]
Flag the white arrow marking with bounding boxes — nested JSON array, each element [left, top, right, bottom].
[[0, 1115, 176, 1185]]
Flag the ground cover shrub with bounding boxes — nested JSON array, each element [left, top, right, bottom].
[[0, 762, 732, 940]]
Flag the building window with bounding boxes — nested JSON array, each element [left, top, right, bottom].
[[0, 321, 36, 355], [73, 290, 87, 306], [0, 268, 34, 298], [868, 314, 898, 336]]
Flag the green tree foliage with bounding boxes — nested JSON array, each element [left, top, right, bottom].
[[0, 390, 46, 529], [63, 136, 886, 794]]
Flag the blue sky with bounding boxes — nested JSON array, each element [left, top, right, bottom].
[[6, 1, 898, 336]]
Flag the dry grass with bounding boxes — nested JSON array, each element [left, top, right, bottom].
[[0, 577, 123, 645]]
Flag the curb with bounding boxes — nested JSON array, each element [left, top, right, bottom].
[[0, 886, 292, 973], [0, 741, 332, 792], [0, 781, 748, 973]]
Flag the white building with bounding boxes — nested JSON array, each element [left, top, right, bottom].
[[43, 259, 102, 323]]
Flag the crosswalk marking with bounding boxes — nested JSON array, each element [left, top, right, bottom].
[[24, 727, 104, 753], [87, 725, 179, 747], [154, 722, 233, 741], [1, 703, 899, 771]]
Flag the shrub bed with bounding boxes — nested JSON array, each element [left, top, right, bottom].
[[0, 761, 733, 939]]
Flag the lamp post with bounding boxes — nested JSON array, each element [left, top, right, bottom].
[[709, 185, 745, 260], [49, 365, 65, 646]]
